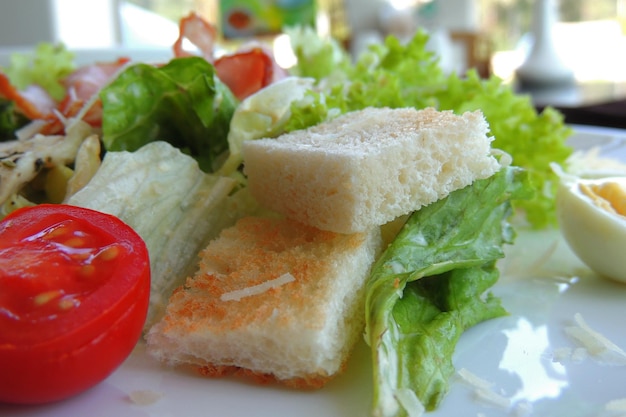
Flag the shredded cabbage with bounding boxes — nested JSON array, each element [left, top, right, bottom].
[[67, 141, 260, 328]]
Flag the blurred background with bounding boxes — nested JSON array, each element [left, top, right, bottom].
[[0, 0, 625, 112]]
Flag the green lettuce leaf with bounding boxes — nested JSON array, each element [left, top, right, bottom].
[[100, 57, 238, 173], [219, 76, 315, 177], [0, 99, 29, 140], [365, 165, 533, 417], [284, 25, 352, 81], [285, 31, 572, 228], [3, 43, 75, 101]]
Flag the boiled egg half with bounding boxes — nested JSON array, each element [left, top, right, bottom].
[[557, 174, 626, 283]]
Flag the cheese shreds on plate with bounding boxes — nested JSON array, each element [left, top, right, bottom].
[[564, 313, 626, 365], [127, 389, 164, 405], [457, 368, 511, 409], [457, 368, 494, 391], [513, 400, 533, 417], [551, 346, 572, 364], [605, 397, 626, 412], [473, 387, 511, 409]]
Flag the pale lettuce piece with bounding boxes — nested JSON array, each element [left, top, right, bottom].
[[219, 76, 314, 176], [68, 141, 258, 328]]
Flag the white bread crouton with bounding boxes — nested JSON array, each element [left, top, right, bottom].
[[241, 107, 501, 233], [146, 216, 382, 388]]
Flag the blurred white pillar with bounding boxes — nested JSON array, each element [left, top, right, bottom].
[[344, 0, 382, 34], [516, 0, 574, 85], [51, 0, 122, 48]]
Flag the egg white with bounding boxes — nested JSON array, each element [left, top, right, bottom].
[[557, 176, 626, 283]]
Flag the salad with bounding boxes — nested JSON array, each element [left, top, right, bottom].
[[0, 12, 573, 417]]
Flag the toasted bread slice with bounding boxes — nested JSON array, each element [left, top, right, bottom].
[[241, 107, 501, 233], [146, 216, 382, 388]]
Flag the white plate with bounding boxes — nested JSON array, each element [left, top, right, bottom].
[[0, 47, 172, 68], [2, 126, 626, 417]]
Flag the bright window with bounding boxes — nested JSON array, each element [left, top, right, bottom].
[[483, 0, 626, 82]]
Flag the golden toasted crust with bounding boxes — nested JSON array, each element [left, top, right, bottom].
[[157, 217, 365, 334], [146, 216, 383, 388], [196, 361, 349, 390]]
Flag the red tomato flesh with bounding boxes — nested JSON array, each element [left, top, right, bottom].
[[0, 204, 150, 404]]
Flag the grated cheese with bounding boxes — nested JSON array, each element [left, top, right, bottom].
[[393, 388, 425, 417], [457, 368, 511, 410], [606, 398, 626, 412], [457, 368, 494, 391], [551, 346, 572, 364], [127, 389, 163, 405], [473, 387, 511, 409], [571, 347, 588, 363], [513, 400, 533, 417], [564, 147, 626, 178], [564, 313, 626, 366], [220, 272, 296, 302]]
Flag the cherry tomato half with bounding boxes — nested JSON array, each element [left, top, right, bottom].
[[0, 204, 150, 404]]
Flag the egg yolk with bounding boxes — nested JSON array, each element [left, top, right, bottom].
[[579, 182, 626, 217]]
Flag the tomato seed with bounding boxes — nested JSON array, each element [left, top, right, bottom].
[[40, 224, 70, 240], [96, 244, 120, 261], [79, 264, 96, 278], [34, 290, 62, 306], [63, 237, 85, 248], [71, 251, 92, 261], [58, 298, 77, 310]]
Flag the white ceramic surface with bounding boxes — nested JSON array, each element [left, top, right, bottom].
[[1, 125, 625, 417], [0, 47, 172, 68]]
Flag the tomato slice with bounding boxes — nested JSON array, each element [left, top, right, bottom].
[[0, 204, 150, 404]]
